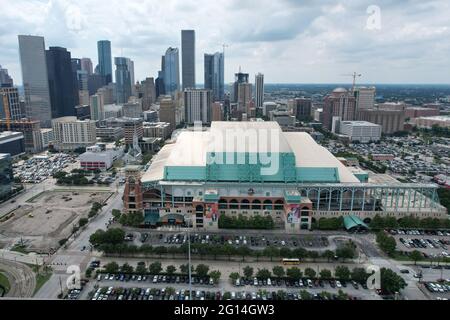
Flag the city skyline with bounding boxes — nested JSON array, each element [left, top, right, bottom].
[[1, 0, 450, 86]]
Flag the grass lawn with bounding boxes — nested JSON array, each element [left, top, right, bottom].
[[0, 271, 11, 294], [10, 244, 29, 254], [34, 271, 52, 295]]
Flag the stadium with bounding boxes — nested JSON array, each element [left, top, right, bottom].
[[123, 122, 447, 231]]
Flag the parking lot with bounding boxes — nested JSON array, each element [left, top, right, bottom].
[[131, 231, 330, 250], [13, 153, 77, 184], [388, 229, 450, 260], [423, 281, 450, 300]]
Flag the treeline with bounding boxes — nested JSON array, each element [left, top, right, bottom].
[[218, 214, 275, 229], [370, 214, 450, 230], [89, 229, 357, 262], [312, 217, 343, 230]]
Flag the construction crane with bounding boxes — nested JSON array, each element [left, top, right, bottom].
[[341, 72, 362, 92]]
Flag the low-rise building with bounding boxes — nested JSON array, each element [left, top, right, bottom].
[[413, 116, 450, 129], [96, 126, 124, 142], [143, 122, 171, 140], [79, 143, 124, 171], [339, 121, 381, 143], [143, 110, 158, 122]]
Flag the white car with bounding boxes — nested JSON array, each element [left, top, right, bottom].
[[336, 281, 342, 288]]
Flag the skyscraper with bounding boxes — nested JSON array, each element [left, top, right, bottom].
[[46, 47, 78, 118], [164, 48, 180, 96], [204, 52, 224, 101], [140, 77, 156, 111], [255, 73, 264, 109], [0, 87, 22, 120], [354, 86, 376, 110], [0, 65, 13, 87], [81, 58, 93, 75], [184, 89, 212, 124], [114, 57, 132, 104], [155, 56, 166, 99], [18, 35, 52, 127], [159, 97, 176, 133], [322, 88, 357, 130], [232, 71, 249, 103], [181, 30, 196, 90], [97, 40, 113, 84]]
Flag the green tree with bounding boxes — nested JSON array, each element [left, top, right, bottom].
[[319, 269, 332, 279], [180, 264, 193, 275], [381, 268, 407, 294], [322, 250, 336, 262], [304, 268, 316, 279], [104, 262, 119, 274], [149, 262, 162, 275], [229, 272, 240, 283], [209, 270, 221, 284], [335, 266, 351, 281], [376, 232, 397, 256], [136, 262, 147, 274], [120, 263, 134, 273], [286, 267, 302, 280], [272, 266, 285, 278], [351, 267, 369, 283], [78, 218, 88, 227], [195, 264, 210, 277], [243, 266, 254, 279], [112, 209, 121, 220], [256, 268, 272, 279], [166, 265, 176, 275], [308, 250, 320, 262], [223, 292, 231, 300], [409, 250, 423, 265], [300, 290, 312, 300]]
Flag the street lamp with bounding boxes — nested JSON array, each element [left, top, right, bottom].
[[185, 216, 192, 300]]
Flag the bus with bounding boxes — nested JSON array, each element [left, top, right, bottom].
[[282, 258, 300, 266]]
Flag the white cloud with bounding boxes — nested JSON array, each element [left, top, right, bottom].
[[1, 0, 450, 84]]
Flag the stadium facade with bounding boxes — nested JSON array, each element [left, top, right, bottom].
[[123, 122, 447, 232]]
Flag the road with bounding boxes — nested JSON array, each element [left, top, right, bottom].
[[0, 258, 36, 298]]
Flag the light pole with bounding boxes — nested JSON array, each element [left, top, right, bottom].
[[186, 217, 192, 300]]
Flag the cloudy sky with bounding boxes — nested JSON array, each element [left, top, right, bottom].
[[1, 0, 450, 85]]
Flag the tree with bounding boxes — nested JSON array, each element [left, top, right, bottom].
[[277, 290, 286, 300], [243, 266, 254, 279], [112, 209, 121, 220], [322, 250, 336, 262], [381, 268, 407, 294], [195, 264, 210, 277], [376, 232, 397, 256], [223, 292, 231, 300], [166, 265, 176, 275], [300, 290, 312, 300], [78, 218, 88, 227], [351, 267, 369, 283], [136, 262, 147, 274], [120, 263, 134, 273], [336, 242, 356, 262], [410, 250, 423, 265], [180, 264, 193, 275], [319, 269, 332, 279], [229, 272, 240, 283], [304, 268, 316, 279], [149, 262, 162, 275], [256, 268, 272, 279], [335, 266, 351, 281], [308, 250, 320, 262], [272, 266, 285, 278], [286, 267, 302, 280], [209, 270, 221, 284], [104, 262, 119, 274], [263, 246, 279, 262]]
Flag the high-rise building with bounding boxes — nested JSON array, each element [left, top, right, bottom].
[[18, 35, 52, 127], [354, 87, 376, 110], [139, 77, 156, 110], [127, 59, 135, 95], [184, 89, 212, 124], [211, 102, 223, 122], [52, 116, 97, 151], [0, 87, 22, 120], [0, 65, 14, 87], [159, 97, 176, 133], [322, 88, 356, 130], [164, 48, 180, 96], [97, 40, 113, 84], [114, 57, 132, 104], [204, 52, 224, 101], [237, 83, 252, 113], [81, 58, 93, 75], [181, 30, 196, 90], [255, 73, 264, 109], [46, 47, 78, 118], [232, 71, 249, 103], [289, 98, 312, 121], [87, 73, 105, 95], [90, 93, 105, 121]]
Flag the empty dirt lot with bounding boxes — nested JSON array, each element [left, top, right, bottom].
[[0, 190, 112, 252]]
